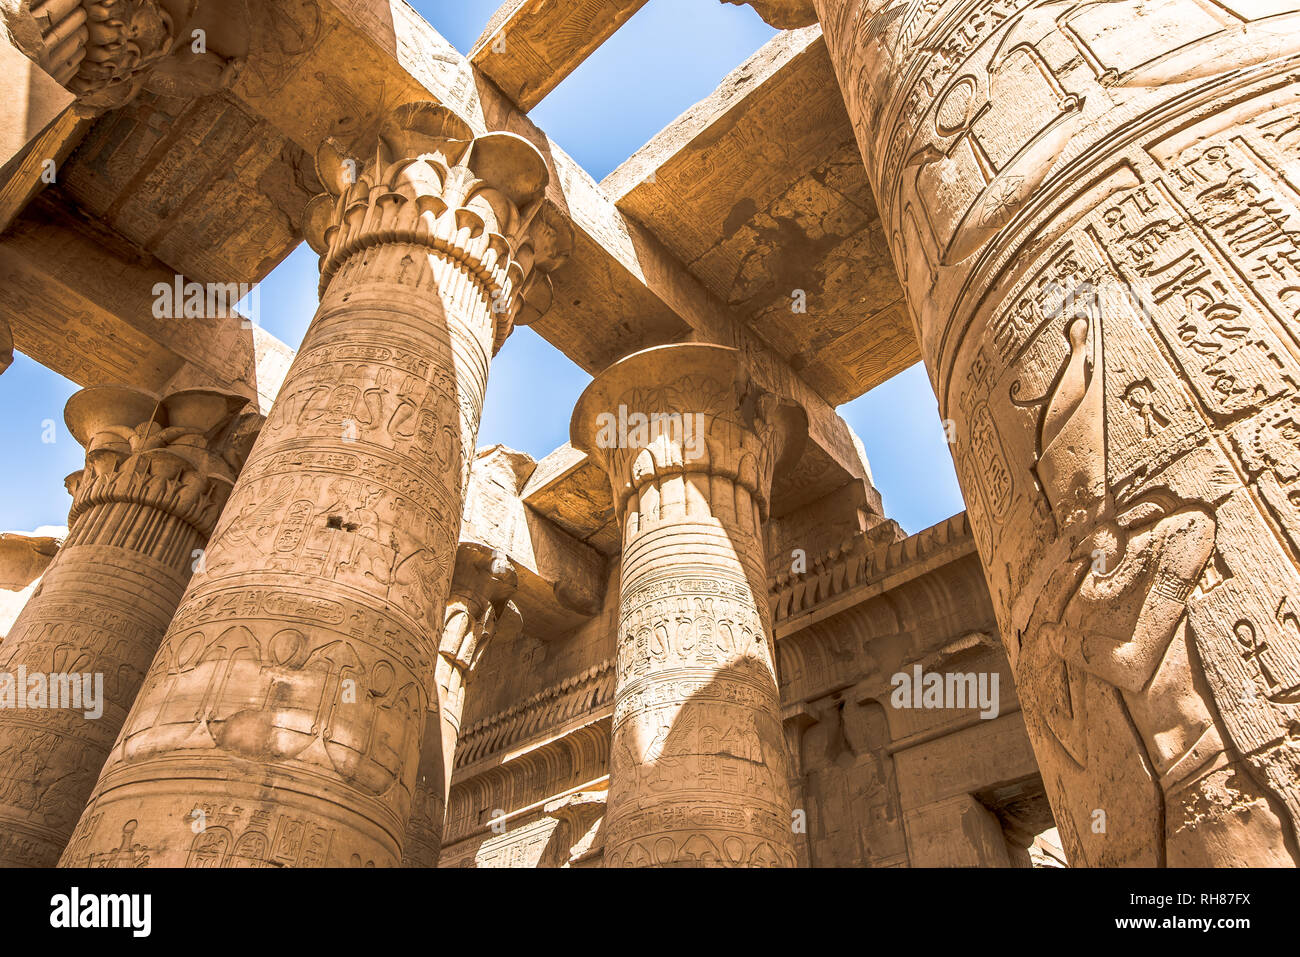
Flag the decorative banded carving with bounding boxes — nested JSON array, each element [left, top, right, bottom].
[[573, 342, 805, 867], [442, 721, 611, 856], [304, 101, 572, 356], [453, 659, 616, 769], [60, 101, 566, 868], [0, 384, 257, 867]]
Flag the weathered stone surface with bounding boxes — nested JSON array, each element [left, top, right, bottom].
[[60, 101, 566, 868], [0, 28, 75, 219], [472, 0, 650, 112], [404, 542, 520, 867], [0, 532, 58, 593], [1, 0, 1295, 870], [0, 385, 257, 867], [773, 0, 1300, 866], [0, 531, 61, 637], [573, 342, 804, 867], [605, 26, 915, 405], [1, 0, 248, 114], [0, 0, 881, 514], [462, 445, 609, 638], [0, 194, 293, 411]]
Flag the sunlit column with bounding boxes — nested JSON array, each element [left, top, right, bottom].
[[0, 386, 256, 866], [61, 101, 568, 868], [734, 0, 1300, 865], [572, 342, 804, 867]]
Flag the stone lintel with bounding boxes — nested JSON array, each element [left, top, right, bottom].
[[604, 26, 917, 406], [0, 532, 59, 592], [0, 0, 878, 514], [323, 1, 881, 501], [0, 34, 81, 234], [470, 0, 650, 112], [519, 443, 621, 555], [0, 193, 291, 411]]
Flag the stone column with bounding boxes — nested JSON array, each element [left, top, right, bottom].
[[736, 0, 1300, 865], [572, 342, 804, 867], [60, 101, 568, 868], [0, 385, 255, 867], [1, 0, 244, 113], [403, 541, 519, 867]]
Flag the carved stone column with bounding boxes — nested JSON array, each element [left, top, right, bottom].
[[61, 102, 566, 868], [572, 342, 804, 867], [0, 385, 255, 867], [403, 541, 519, 867], [1, 0, 245, 113], [735, 0, 1300, 865]]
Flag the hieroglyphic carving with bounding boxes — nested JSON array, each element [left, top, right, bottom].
[[0, 385, 256, 866], [775, 0, 1300, 865], [798, 696, 907, 866], [60, 101, 568, 867], [573, 342, 805, 867]]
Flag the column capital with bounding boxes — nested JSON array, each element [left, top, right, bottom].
[[3, 1, 245, 114], [441, 541, 521, 676], [571, 342, 806, 522], [722, 0, 818, 29], [63, 384, 260, 538], [302, 101, 573, 354]]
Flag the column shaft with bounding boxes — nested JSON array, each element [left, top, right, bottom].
[[403, 544, 518, 867], [60, 102, 562, 867], [574, 343, 802, 866], [748, 0, 1300, 864], [0, 386, 253, 866]]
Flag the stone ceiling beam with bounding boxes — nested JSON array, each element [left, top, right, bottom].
[[462, 446, 609, 641], [207, 0, 877, 505], [0, 193, 291, 410], [0, 0, 876, 504], [0, 35, 86, 235], [604, 26, 919, 405], [308, 2, 876, 498], [470, 0, 650, 112]]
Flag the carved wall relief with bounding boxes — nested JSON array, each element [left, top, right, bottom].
[[798, 696, 908, 866]]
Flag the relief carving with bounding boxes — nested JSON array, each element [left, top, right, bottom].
[[573, 343, 805, 867], [755, 0, 1300, 865], [60, 102, 566, 867]]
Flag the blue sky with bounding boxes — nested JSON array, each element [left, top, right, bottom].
[[0, 0, 963, 536]]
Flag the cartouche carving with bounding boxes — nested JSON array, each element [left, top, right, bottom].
[[60, 101, 565, 868], [0, 385, 256, 867], [573, 342, 805, 867], [752, 0, 1300, 865]]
